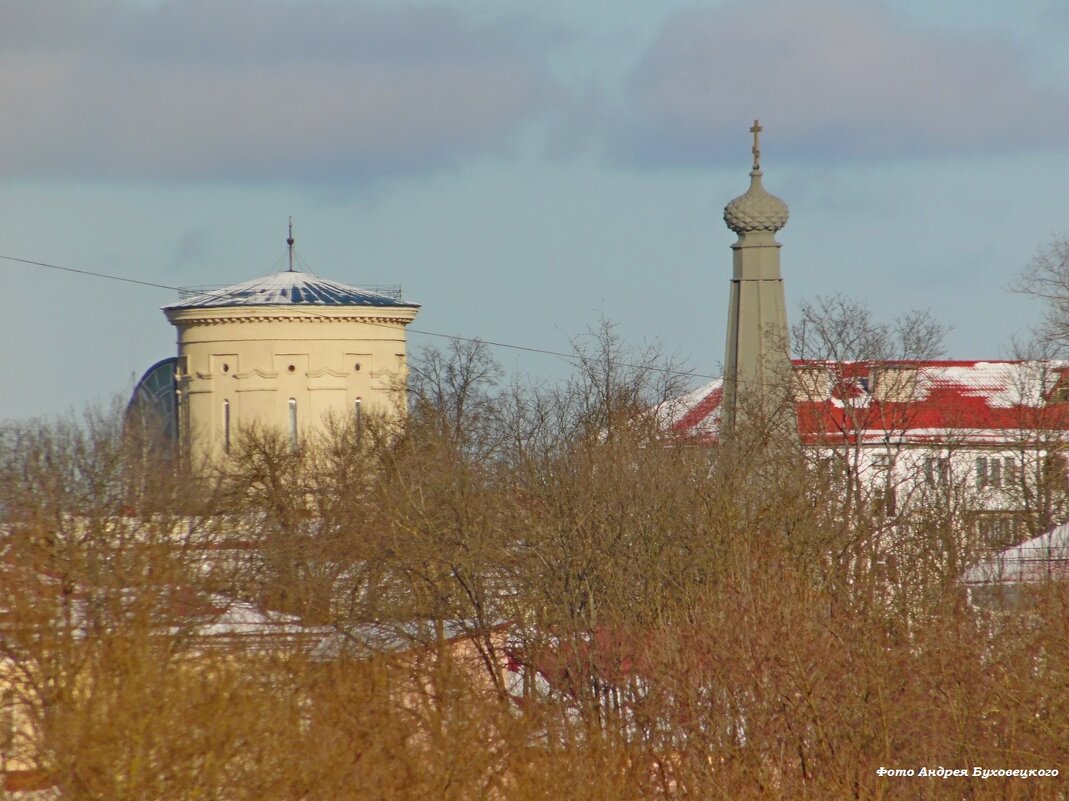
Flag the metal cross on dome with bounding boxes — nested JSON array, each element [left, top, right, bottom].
[[750, 119, 762, 171]]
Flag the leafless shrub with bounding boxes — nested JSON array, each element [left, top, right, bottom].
[[1, 324, 1067, 800]]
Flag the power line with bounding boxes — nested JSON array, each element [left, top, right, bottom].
[[0, 252, 714, 381], [0, 253, 178, 291]]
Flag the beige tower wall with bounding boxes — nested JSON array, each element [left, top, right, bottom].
[[722, 232, 792, 433], [166, 305, 417, 463]]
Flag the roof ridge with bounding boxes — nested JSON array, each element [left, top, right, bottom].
[[164, 270, 419, 310]]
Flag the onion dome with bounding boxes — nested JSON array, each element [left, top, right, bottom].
[[724, 169, 789, 235], [723, 119, 789, 236]]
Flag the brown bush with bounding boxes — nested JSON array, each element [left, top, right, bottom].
[[1, 340, 1067, 800]]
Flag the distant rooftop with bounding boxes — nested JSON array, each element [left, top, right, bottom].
[[662, 360, 1069, 444], [165, 271, 418, 311], [963, 521, 1069, 585]]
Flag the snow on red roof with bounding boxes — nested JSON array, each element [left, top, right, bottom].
[[665, 360, 1069, 444]]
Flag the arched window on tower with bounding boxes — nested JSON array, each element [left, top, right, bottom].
[[289, 398, 298, 450], [223, 399, 231, 454], [175, 388, 184, 451]]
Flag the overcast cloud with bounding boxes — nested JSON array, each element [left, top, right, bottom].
[[3, 0, 1068, 184], [614, 0, 1069, 166], [0, 0, 561, 183]]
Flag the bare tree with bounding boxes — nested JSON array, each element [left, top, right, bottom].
[[560, 318, 693, 445], [1013, 236, 1069, 354], [791, 295, 949, 529], [793, 294, 947, 364], [408, 339, 503, 455], [3, 354, 1069, 800]]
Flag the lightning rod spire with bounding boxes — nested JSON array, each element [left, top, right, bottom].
[[287, 217, 295, 272]]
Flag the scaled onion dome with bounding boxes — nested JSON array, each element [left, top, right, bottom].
[[723, 168, 789, 236]]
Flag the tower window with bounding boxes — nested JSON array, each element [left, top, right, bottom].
[[288, 398, 298, 449], [288, 364, 296, 373], [223, 399, 231, 454], [354, 362, 361, 372]]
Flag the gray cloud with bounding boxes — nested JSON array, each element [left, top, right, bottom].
[[614, 0, 1069, 166], [0, 0, 562, 183]]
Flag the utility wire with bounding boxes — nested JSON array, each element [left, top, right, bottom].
[[0, 254, 178, 291], [0, 252, 715, 381]]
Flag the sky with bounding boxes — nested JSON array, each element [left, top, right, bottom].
[[3, 0, 1069, 421]]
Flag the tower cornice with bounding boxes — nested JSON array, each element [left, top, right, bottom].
[[164, 305, 419, 328]]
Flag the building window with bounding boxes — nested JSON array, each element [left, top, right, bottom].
[[1041, 453, 1068, 493], [814, 455, 847, 485], [176, 388, 183, 435], [223, 400, 231, 454], [924, 456, 950, 487], [975, 513, 1023, 550], [873, 485, 897, 518], [289, 398, 298, 450], [869, 454, 896, 517], [976, 456, 1016, 489], [1003, 456, 1018, 487]]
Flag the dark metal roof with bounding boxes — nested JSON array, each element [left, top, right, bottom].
[[164, 271, 419, 310]]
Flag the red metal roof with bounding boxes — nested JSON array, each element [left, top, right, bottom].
[[663, 360, 1069, 445]]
